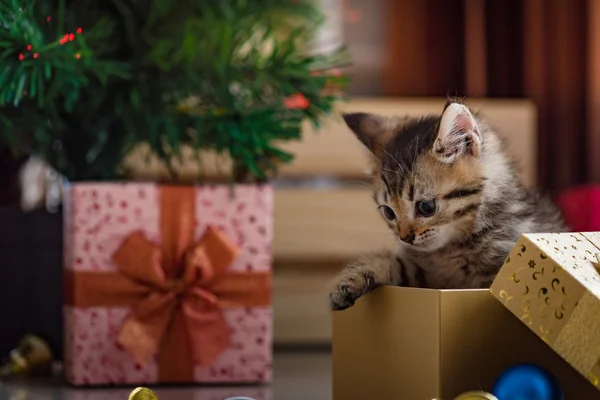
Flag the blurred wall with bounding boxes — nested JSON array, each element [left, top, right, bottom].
[[342, 0, 387, 95]]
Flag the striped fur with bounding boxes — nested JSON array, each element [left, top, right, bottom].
[[330, 99, 565, 311]]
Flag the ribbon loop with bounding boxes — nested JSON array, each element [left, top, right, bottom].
[[195, 227, 241, 277], [183, 245, 214, 285], [112, 232, 167, 289]]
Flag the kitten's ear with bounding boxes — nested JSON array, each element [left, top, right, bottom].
[[433, 102, 482, 163], [342, 112, 394, 156]]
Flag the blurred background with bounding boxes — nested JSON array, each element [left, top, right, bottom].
[[254, 0, 599, 348], [0, 0, 599, 398]]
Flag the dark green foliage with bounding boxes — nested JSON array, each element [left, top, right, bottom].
[[0, 0, 348, 182]]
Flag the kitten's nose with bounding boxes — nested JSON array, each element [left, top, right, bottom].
[[400, 232, 415, 244]]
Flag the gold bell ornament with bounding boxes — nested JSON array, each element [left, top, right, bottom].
[[129, 387, 158, 400], [0, 334, 53, 377]]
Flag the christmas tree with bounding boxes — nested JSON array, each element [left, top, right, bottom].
[[0, 0, 349, 182]]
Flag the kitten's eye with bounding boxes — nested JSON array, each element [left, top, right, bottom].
[[378, 205, 396, 221], [416, 199, 436, 217]]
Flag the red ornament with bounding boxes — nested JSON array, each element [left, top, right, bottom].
[[69, 33, 75, 41], [283, 93, 310, 110], [47, 16, 51, 22], [27, 44, 32, 51], [76, 53, 81, 59], [33, 53, 39, 59], [18, 53, 23, 61], [77, 28, 83, 34]]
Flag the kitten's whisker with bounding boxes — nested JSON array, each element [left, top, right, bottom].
[[411, 136, 420, 170], [378, 145, 402, 171]]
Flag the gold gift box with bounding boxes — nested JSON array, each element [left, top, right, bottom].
[[332, 286, 597, 400], [490, 232, 600, 392]]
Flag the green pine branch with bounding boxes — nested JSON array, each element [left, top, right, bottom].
[[0, 0, 350, 182]]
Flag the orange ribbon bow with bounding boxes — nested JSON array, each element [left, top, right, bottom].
[[64, 186, 271, 383]]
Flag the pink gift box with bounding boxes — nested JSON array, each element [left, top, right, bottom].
[[62, 183, 273, 386]]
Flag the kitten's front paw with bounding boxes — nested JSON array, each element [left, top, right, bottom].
[[329, 270, 380, 311]]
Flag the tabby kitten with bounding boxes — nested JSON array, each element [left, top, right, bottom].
[[329, 99, 565, 311]]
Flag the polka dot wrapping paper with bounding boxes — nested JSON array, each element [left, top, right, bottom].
[[490, 232, 600, 393], [62, 183, 273, 386]]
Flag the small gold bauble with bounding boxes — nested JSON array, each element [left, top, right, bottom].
[[128, 387, 158, 400], [454, 391, 498, 400], [0, 334, 54, 377]]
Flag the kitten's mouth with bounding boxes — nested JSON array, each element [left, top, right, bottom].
[[398, 237, 421, 247]]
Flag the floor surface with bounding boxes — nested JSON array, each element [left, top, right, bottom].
[[0, 352, 331, 400]]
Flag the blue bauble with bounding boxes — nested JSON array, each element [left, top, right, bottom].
[[492, 364, 563, 400]]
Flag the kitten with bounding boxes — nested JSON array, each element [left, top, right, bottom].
[[329, 99, 566, 311]]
